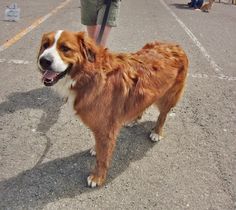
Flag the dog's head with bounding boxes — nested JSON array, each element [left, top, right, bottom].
[[37, 30, 97, 86]]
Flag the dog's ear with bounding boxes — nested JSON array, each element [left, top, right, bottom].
[[77, 32, 96, 63], [38, 33, 47, 59], [38, 32, 53, 59]]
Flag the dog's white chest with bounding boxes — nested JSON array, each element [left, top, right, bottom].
[[56, 75, 77, 114]]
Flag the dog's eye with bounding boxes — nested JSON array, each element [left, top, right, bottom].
[[43, 42, 50, 49], [61, 45, 71, 53]]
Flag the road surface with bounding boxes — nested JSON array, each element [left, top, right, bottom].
[[0, 0, 235, 209]]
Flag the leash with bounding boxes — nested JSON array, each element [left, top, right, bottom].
[[96, 0, 112, 45]]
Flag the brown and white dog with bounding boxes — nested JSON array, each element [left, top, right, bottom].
[[37, 30, 188, 187]]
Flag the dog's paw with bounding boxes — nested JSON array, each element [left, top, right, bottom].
[[89, 146, 96, 156], [87, 175, 104, 188], [125, 121, 138, 128], [125, 114, 143, 128], [149, 132, 163, 142]]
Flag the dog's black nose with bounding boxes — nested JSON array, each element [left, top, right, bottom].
[[39, 57, 52, 69]]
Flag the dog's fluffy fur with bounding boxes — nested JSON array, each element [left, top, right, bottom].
[[37, 31, 188, 187]]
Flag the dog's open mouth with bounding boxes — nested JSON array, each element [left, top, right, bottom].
[[42, 67, 71, 86], [42, 70, 60, 86]]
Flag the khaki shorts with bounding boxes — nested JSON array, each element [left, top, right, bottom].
[[80, 0, 120, 27]]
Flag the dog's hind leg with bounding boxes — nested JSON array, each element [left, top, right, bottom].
[[150, 108, 169, 142], [150, 93, 179, 142], [150, 77, 186, 142], [150, 62, 187, 142]]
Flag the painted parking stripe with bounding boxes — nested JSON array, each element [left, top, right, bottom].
[[0, 58, 32, 64], [0, 0, 71, 52], [159, 0, 224, 75]]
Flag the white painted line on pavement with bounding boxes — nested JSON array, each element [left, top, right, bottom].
[[0, 0, 71, 52], [0, 58, 32, 65], [189, 73, 236, 81], [159, 0, 225, 75]]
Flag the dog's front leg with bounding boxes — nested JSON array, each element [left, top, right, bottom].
[[87, 129, 118, 188]]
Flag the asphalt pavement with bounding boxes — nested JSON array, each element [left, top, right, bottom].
[[0, 0, 236, 209]]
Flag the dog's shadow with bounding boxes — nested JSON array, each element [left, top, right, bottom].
[[0, 88, 156, 210], [0, 87, 64, 166], [0, 87, 63, 134]]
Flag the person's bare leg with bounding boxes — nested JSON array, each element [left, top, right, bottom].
[[87, 25, 112, 47], [86, 25, 97, 40], [95, 25, 112, 47]]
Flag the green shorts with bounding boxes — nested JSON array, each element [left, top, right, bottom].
[[80, 0, 121, 27]]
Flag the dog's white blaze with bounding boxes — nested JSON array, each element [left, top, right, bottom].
[[39, 30, 68, 72]]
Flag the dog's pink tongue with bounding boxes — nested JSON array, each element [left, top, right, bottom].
[[43, 70, 59, 80]]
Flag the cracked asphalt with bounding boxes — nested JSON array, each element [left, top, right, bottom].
[[0, 0, 236, 209]]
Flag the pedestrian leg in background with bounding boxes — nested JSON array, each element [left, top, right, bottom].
[[80, 0, 120, 47]]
